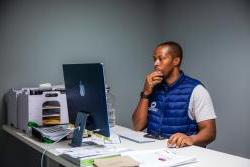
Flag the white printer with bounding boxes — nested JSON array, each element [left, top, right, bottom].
[[6, 85, 69, 132], [5, 88, 24, 128]]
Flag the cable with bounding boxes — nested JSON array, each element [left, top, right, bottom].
[[40, 126, 80, 167]]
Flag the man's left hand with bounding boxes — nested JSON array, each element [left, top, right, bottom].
[[167, 133, 194, 148]]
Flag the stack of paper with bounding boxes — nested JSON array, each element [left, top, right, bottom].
[[32, 125, 72, 142], [60, 146, 132, 167], [122, 149, 197, 167], [61, 152, 121, 167]]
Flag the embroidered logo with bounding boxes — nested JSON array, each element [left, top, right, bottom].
[[148, 101, 159, 112], [79, 80, 85, 97]]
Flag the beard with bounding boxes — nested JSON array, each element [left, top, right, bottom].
[[162, 67, 174, 80]]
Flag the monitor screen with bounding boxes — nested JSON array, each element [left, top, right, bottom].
[[63, 63, 110, 137]]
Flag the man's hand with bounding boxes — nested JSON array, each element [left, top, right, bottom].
[[132, 71, 163, 131], [167, 120, 216, 148], [167, 133, 194, 148], [143, 71, 163, 95]]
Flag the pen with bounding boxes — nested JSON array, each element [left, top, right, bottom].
[[158, 157, 166, 161]]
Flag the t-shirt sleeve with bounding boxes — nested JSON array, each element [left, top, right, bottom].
[[188, 85, 216, 122]]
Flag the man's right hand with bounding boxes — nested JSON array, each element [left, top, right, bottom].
[[143, 71, 163, 95]]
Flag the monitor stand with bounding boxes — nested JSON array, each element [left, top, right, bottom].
[[69, 111, 102, 147]]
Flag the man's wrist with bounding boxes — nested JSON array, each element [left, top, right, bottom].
[[190, 135, 197, 145], [140, 91, 151, 99]]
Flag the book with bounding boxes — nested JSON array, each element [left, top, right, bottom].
[[61, 152, 121, 167], [60, 146, 130, 167], [93, 155, 139, 167]]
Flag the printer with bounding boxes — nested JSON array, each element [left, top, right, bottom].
[[6, 85, 69, 133]]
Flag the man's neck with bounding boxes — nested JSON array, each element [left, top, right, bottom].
[[165, 68, 181, 85]]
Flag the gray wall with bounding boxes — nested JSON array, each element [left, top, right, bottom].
[[161, 0, 250, 158], [0, 0, 249, 166], [0, 1, 160, 166]]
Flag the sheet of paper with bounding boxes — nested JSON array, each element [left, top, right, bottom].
[[56, 145, 132, 158], [122, 149, 197, 167]]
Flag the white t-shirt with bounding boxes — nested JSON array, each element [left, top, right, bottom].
[[188, 85, 216, 122]]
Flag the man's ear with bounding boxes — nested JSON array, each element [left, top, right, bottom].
[[173, 57, 181, 66]]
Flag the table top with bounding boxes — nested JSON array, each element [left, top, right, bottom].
[[2, 125, 249, 167]]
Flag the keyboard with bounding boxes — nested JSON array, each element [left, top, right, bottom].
[[111, 126, 155, 143]]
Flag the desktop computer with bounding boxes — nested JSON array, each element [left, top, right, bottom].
[[63, 63, 110, 146]]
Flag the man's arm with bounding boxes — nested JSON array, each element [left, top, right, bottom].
[[132, 71, 163, 131], [191, 119, 216, 146], [132, 98, 149, 131], [167, 119, 216, 148]]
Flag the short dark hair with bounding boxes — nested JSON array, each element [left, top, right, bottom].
[[156, 41, 183, 66]]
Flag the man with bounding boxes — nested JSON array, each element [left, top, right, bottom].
[[132, 41, 216, 148]]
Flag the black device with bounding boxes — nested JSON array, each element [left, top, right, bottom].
[[143, 133, 166, 140], [63, 63, 110, 147]]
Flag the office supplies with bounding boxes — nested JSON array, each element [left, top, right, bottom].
[[6, 85, 69, 133], [32, 124, 72, 142], [122, 149, 197, 167], [62, 152, 120, 167], [94, 155, 139, 167], [158, 157, 166, 161], [60, 146, 130, 167], [63, 63, 110, 146], [18, 86, 69, 132]]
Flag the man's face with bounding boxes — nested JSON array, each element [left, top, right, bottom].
[[153, 46, 179, 78]]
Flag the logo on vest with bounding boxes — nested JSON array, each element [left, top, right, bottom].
[[148, 101, 159, 112]]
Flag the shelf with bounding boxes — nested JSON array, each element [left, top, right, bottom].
[[42, 106, 60, 110], [42, 114, 60, 117], [42, 121, 60, 125]]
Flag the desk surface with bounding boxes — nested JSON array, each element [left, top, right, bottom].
[[2, 125, 249, 167]]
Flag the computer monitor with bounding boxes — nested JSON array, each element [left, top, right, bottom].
[[63, 63, 110, 146]]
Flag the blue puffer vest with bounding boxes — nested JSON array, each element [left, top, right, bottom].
[[147, 72, 201, 139]]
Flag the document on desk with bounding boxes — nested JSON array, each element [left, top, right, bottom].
[[59, 146, 133, 166], [59, 146, 128, 158], [122, 149, 198, 167]]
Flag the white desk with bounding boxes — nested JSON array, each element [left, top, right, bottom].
[[2, 125, 249, 167]]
